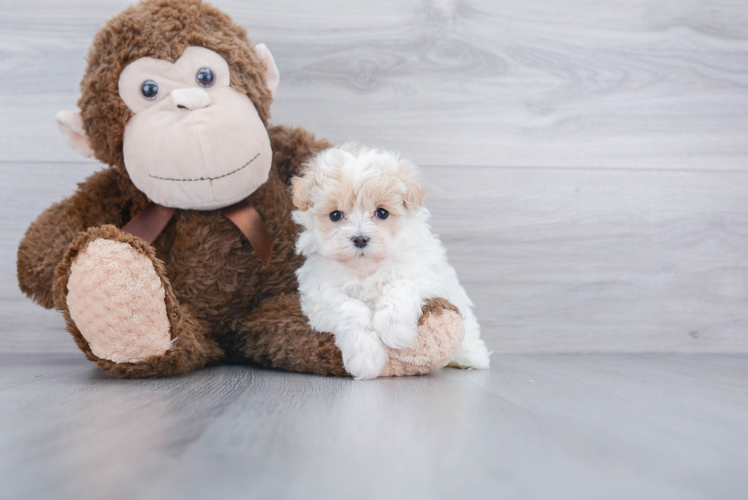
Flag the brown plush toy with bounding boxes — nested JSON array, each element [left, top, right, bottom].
[[16, 0, 465, 379]]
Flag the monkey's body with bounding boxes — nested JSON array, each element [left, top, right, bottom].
[[15, 0, 466, 379], [18, 126, 355, 377]]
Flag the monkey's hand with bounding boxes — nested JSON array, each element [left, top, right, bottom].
[[372, 279, 422, 350]]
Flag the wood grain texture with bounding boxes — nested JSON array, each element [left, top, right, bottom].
[[1, 0, 748, 168], [0, 353, 746, 500], [3, 162, 747, 354]]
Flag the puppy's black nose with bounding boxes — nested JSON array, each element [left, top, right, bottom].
[[352, 235, 369, 248]]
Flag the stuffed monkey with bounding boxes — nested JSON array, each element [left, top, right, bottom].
[[16, 0, 465, 378]]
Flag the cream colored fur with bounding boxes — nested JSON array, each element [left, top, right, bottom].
[[66, 239, 172, 363]]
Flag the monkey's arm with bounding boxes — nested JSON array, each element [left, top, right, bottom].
[[237, 293, 348, 376], [268, 125, 332, 184], [17, 167, 144, 309], [237, 293, 466, 378]]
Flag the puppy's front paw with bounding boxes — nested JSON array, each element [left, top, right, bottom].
[[373, 307, 419, 350], [340, 330, 388, 380]]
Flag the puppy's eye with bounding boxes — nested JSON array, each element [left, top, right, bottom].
[[196, 68, 215, 88], [375, 208, 389, 219], [141, 80, 159, 100], [329, 211, 344, 222]]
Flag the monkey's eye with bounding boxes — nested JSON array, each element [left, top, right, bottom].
[[329, 211, 344, 222], [375, 208, 389, 219], [196, 68, 215, 88], [141, 80, 159, 100]]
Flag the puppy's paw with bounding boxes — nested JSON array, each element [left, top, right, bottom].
[[340, 330, 388, 380], [448, 338, 491, 370], [373, 307, 419, 350]]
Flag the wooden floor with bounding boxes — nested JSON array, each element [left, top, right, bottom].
[[0, 353, 746, 500], [2, 1, 748, 499]]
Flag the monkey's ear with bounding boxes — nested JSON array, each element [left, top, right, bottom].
[[291, 175, 312, 211], [56, 110, 95, 158], [254, 43, 280, 98]]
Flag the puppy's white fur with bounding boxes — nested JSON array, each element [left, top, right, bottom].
[[292, 144, 490, 379]]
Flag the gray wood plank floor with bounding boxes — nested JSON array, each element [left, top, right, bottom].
[[1, 353, 746, 500]]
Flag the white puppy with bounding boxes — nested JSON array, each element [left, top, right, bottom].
[[291, 144, 490, 379]]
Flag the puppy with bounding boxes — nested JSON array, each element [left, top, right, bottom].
[[291, 144, 490, 379]]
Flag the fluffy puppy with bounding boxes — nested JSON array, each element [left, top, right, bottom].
[[291, 144, 490, 379]]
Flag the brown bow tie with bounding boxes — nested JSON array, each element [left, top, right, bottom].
[[121, 199, 272, 267]]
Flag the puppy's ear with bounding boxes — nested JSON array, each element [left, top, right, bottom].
[[403, 181, 428, 210], [398, 160, 428, 210], [291, 175, 312, 211]]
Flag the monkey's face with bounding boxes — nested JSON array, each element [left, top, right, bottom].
[[113, 47, 271, 210]]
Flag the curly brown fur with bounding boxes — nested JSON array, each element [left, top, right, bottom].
[[17, 167, 146, 308], [269, 125, 332, 184], [235, 293, 348, 376]]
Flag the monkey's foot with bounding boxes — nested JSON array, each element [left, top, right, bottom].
[[380, 298, 465, 377], [65, 237, 172, 363]]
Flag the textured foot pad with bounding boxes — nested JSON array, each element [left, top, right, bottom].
[[66, 238, 171, 363]]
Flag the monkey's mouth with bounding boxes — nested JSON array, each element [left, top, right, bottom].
[[148, 152, 260, 182]]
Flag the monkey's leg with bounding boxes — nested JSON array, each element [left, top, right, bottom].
[[235, 293, 348, 376], [235, 293, 465, 377], [54, 225, 223, 379]]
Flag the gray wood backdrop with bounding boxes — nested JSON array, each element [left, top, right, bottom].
[[1, 0, 747, 354]]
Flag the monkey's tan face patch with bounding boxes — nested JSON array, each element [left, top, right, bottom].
[[118, 47, 273, 210]]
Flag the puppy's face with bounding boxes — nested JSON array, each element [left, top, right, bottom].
[[292, 144, 427, 264]]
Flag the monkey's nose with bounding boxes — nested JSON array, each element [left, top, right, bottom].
[[352, 235, 369, 248], [171, 88, 211, 110]]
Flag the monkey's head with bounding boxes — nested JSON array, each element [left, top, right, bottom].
[[57, 0, 281, 210]]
